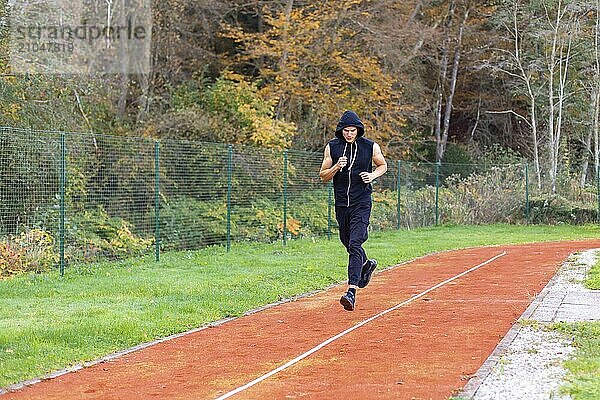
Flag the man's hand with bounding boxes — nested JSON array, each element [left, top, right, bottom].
[[359, 172, 374, 183], [337, 156, 348, 169]]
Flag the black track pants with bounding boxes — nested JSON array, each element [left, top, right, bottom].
[[335, 201, 371, 286]]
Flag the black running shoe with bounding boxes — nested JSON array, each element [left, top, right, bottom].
[[358, 259, 377, 288], [339, 290, 355, 311]]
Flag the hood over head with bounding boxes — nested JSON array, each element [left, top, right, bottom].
[[335, 110, 365, 140]]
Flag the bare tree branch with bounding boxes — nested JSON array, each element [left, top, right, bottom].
[[486, 110, 532, 128]]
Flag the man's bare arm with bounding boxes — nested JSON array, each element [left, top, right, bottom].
[[359, 143, 388, 184], [319, 144, 347, 183]]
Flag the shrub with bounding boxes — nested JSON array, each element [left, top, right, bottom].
[[528, 195, 597, 225], [159, 191, 331, 248], [66, 206, 152, 260], [401, 185, 437, 228], [159, 197, 229, 249], [233, 197, 283, 243], [371, 189, 401, 231], [441, 166, 525, 224], [390, 165, 527, 228], [0, 229, 59, 278], [286, 190, 329, 237], [160, 74, 296, 149], [204, 75, 296, 149]]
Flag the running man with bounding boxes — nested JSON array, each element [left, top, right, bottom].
[[319, 110, 388, 311]]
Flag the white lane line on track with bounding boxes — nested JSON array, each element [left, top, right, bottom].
[[215, 251, 507, 400]]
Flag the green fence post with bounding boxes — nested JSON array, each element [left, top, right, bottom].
[[283, 150, 288, 245], [396, 160, 401, 230], [59, 132, 66, 276], [435, 161, 440, 226], [227, 145, 233, 252], [154, 140, 160, 262], [327, 181, 332, 240], [525, 162, 530, 224]]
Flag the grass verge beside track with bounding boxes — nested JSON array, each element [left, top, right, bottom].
[[554, 258, 600, 400], [1, 223, 599, 389]]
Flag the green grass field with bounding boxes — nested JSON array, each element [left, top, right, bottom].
[[585, 258, 600, 290], [1, 224, 599, 389], [553, 258, 600, 399]]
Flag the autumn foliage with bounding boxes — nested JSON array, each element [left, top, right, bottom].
[[221, 0, 406, 150]]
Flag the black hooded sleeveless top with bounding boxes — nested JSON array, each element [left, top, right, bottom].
[[329, 111, 374, 207]]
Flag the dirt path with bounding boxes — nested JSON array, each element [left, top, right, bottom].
[[5, 240, 600, 400]]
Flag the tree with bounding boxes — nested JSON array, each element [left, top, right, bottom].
[[490, 0, 599, 192], [433, 0, 471, 163], [221, 0, 406, 151], [579, 0, 600, 186]]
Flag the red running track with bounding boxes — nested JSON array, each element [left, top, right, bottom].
[[4, 240, 599, 400]]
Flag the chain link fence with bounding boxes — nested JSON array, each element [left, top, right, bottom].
[[1, 126, 599, 276]]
